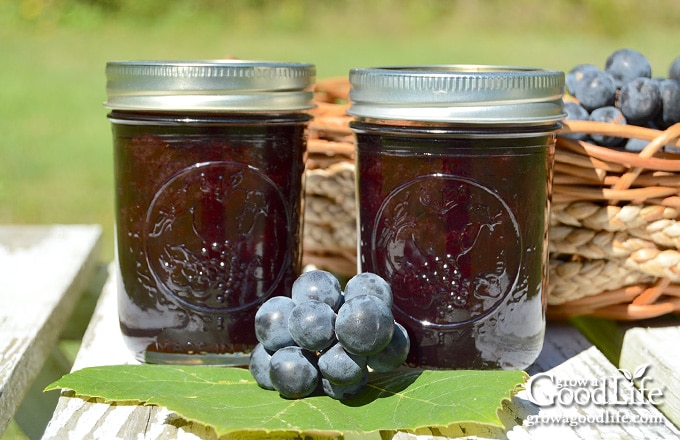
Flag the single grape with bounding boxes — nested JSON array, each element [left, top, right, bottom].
[[321, 372, 369, 400], [249, 343, 275, 390], [670, 56, 680, 82], [268, 346, 319, 399], [655, 79, 680, 129], [565, 63, 599, 96], [650, 77, 666, 88], [291, 269, 343, 311], [617, 77, 661, 125], [605, 48, 652, 88], [563, 100, 589, 121], [623, 138, 648, 153], [561, 101, 590, 141], [318, 342, 367, 386], [588, 106, 627, 147], [367, 322, 410, 372], [665, 144, 680, 154], [254, 296, 296, 351], [343, 272, 393, 308], [288, 300, 337, 352], [335, 295, 394, 356], [573, 69, 616, 111]]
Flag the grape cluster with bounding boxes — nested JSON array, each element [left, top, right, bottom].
[[249, 270, 410, 400], [564, 49, 680, 152]]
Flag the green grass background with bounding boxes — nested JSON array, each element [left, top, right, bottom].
[[1, 1, 680, 438], [2, 0, 680, 261]]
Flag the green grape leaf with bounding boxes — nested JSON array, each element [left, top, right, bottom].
[[46, 365, 525, 437]]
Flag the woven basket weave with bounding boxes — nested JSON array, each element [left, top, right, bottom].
[[303, 77, 680, 320]]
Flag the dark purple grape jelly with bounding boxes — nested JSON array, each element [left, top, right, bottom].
[[353, 122, 556, 369], [106, 61, 315, 365], [111, 113, 308, 364], [348, 65, 565, 369]]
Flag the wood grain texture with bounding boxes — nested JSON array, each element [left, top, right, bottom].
[[0, 225, 102, 435], [504, 327, 680, 439], [43, 265, 680, 439], [620, 323, 680, 427]]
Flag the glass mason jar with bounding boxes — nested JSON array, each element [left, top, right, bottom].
[[105, 61, 315, 365], [348, 65, 565, 370]]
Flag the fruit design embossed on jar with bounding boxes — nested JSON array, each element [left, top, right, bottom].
[[144, 161, 290, 313], [106, 61, 315, 365], [349, 65, 565, 370], [372, 174, 521, 326]]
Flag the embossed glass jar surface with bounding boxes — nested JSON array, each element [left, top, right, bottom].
[[106, 61, 314, 365], [349, 66, 565, 370]]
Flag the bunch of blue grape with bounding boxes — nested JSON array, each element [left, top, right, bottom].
[[249, 270, 410, 400], [564, 49, 680, 152]]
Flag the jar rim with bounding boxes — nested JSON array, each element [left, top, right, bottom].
[[348, 64, 566, 124], [105, 60, 316, 112]]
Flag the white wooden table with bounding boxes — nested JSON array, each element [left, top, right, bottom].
[[3, 224, 680, 439], [0, 224, 102, 436], [41, 269, 680, 438]]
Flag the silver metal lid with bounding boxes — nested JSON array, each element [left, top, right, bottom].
[[348, 65, 565, 124], [105, 60, 316, 111]]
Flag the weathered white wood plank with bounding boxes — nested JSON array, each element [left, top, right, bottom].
[[503, 324, 680, 439], [43, 266, 214, 440], [401, 324, 680, 439], [619, 322, 680, 427], [0, 224, 102, 435], [43, 269, 680, 439], [68, 264, 136, 372]]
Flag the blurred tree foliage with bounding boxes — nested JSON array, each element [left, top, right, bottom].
[[6, 0, 680, 37]]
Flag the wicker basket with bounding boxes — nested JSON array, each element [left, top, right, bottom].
[[302, 78, 357, 276], [303, 77, 680, 320]]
